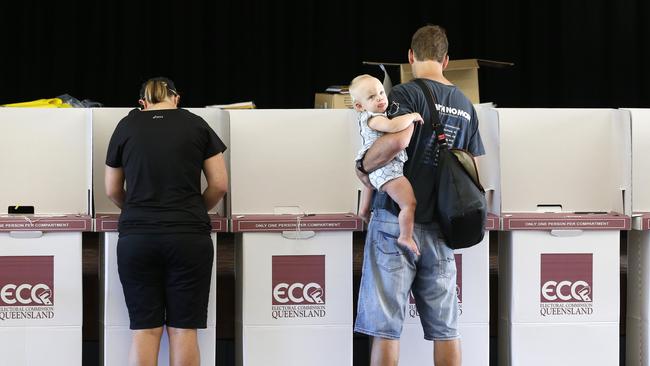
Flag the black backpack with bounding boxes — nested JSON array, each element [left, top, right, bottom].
[[412, 78, 487, 249]]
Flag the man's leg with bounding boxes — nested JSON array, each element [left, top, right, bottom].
[[167, 327, 200, 366], [434, 339, 461, 366], [371, 337, 400, 366], [129, 327, 163, 366]]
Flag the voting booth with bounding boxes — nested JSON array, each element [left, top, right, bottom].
[[229, 109, 361, 366], [0, 108, 92, 365], [397, 104, 500, 365], [626, 109, 650, 366], [93, 108, 229, 366], [491, 109, 631, 366]]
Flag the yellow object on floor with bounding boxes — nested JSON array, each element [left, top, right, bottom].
[[2, 98, 72, 108]]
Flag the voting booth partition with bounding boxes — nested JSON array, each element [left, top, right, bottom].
[[490, 108, 631, 366], [625, 109, 650, 366], [93, 108, 230, 366], [228, 109, 362, 366], [397, 103, 500, 365], [0, 108, 92, 365]]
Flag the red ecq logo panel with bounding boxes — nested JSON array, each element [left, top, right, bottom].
[[0, 256, 54, 307], [272, 255, 325, 305], [541, 254, 592, 303]]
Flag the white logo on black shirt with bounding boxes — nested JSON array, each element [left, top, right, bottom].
[[435, 104, 471, 122]]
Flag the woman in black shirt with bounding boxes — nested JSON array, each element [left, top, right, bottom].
[[105, 77, 227, 366]]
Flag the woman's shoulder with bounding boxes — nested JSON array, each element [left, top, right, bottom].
[[177, 108, 208, 123]]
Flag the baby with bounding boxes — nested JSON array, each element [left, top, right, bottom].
[[351, 74, 422, 255]]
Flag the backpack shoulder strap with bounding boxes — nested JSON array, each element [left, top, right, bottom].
[[413, 78, 447, 149]]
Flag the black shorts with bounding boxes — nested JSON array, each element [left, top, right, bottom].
[[117, 233, 214, 330]]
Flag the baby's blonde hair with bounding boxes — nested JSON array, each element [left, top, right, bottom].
[[349, 74, 377, 102]]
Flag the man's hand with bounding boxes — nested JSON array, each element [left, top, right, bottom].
[[355, 164, 373, 189]]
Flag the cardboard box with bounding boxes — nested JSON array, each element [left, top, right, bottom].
[[0, 232, 83, 366], [235, 230, 353, 366], [314, 93, 352, 109], [364, 59, 513, 104], [498, 230, 621, 366]]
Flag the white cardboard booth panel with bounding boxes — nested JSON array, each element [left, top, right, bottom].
[[0, 108, 91, 215], [628, 109, 650, 214], [230, 110, 361, 366], [475, 103, 502, 214], [493, 108, 630, 215], [0, 108, 91, 366], [491, 108, 630, 366], [228, 109, 359, 215]]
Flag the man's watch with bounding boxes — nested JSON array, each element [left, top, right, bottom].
[[356, 159, 369, 175]]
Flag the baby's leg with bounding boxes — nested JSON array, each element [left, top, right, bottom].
[[381, 177, 419, 256]]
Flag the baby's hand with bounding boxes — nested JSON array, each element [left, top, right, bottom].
[[411, 113, 424, 124]]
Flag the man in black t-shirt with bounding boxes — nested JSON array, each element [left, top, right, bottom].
[[354, 26, 484, 366]]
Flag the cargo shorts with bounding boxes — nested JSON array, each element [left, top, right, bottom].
[[354, 209, 460, 341]]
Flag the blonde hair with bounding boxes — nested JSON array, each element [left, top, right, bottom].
[[141, 79, 178, 104], [349, 74, 376, 102]]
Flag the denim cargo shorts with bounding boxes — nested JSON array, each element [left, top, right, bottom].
[[354, 209, 460, 341]]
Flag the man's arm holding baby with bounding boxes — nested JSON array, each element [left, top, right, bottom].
[[367, 112, 422, 133], [359, 113, 422, 175]]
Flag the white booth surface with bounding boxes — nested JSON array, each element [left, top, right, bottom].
[[0, 227, 84, 366], [0, 108, 92, 215], [92, 107, 231, 217], [97, 214, 226, 366], [628, 109, 650, 215], [486, 108, 631, 216], [233, 214, 361, 366], [399, 214, 498, 366], [499, 215, 624, 366], [228, 109, 359, 216]]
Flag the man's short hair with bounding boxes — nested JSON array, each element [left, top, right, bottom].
[[411, 25, 448, 63]]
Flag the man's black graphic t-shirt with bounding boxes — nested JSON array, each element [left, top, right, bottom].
[[373, 79, 485, 223], [106, 108, 226, 235]]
